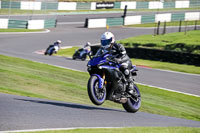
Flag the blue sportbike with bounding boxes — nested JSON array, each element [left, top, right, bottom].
[[87, 48, 141, 113]]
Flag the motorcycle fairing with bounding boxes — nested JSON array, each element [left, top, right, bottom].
[[88, 56, 106, 66]]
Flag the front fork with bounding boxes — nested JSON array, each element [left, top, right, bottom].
[[92, 70, 106, 89]]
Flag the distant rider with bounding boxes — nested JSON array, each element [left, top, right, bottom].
[[83, 42, 91, 53], [53, 40, 61, 53], [100, 32, 134, 94], [46, 40, 61, 54]]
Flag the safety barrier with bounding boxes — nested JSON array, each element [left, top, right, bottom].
[[8, 20, 27, 29], [0, 1, 199, 11], [107, 17, 124, 26], [91, 46, 200, 66], [86, 12, 200, 28], [44, 19, 57, 28], [0, 19, 56, 29]]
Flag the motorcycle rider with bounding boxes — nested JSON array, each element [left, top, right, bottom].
[[83, 42, 91, 53], [46, 40, 61, 54], [53, 40, 62, 53], [100, 32, 134, 94]]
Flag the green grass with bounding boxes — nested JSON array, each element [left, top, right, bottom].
[[0, 29, 44, 32], [128, 20, 200, 28], [0, 54, 200, 122], [57, 46, 200, 74], [20, 127, 200, 133], [118, 30, 200, 54], [58, 47, 80, 57]]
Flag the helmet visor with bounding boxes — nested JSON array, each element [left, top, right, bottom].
[[101, 38, 112, 47]]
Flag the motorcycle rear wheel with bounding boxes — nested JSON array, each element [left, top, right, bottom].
[[122, 84, 141, 113], [87, 76, 106, 105]]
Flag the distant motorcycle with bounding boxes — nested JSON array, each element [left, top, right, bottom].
[[87, 48, 141, 113], [72, 48, 90, 61], [44, 45, 59, 56]]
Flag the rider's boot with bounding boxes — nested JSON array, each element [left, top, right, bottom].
[[127, 77, 134, 94], [127, 77, 138, 98]]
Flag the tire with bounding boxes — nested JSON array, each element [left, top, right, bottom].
[[72, 54, 76, 60], [87, 76, 106, 105], [122, 84, 141, 113], [49, 49, 54, 56], [81, 54, 87, 61]]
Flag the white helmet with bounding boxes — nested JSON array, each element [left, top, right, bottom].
[[100, 32, 115, 49], [85, 42, 91, 47], [57, 40, 62, 44]]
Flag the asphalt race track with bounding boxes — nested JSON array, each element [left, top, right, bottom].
[[0, 12, 200, 131], [1, 93, 200, 132]]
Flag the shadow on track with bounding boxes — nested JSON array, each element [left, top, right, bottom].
[[15, 98, 125, 113], [63, 57, 88, 62]]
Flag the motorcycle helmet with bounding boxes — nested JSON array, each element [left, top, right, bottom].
[[100, 32, 115, 49], [85, 42, 91, 47], [57, 40, 62, 44]]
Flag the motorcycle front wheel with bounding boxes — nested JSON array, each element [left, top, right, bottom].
[[72, 54, 76, 60], [87, 75, 106, 105], [49, 49, 55, 56], [81, 54, 87, 61], [122, 84, 141, 113]]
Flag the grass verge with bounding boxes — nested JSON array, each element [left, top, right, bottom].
[[118, 30, 200, 54], [57, 47, 200, 74], [0, 29, 44, 32], [20, 127, 200, 133], [58, 47, 80, 57], [0, 54, 200, 121]]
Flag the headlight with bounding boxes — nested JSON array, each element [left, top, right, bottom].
[[98, 66, 102, 69]]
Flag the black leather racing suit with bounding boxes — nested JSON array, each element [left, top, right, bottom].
[[109, 42, 133, 89]]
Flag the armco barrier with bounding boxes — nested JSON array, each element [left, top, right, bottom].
[[136, 2, 148, 9], [171, 13, 185, 21], [141, 15, 155, 24], [0, 19, 56, 29], [28, 20, 44, 29], [44, 19, 56, 28], [91, 46, 200, 66], [77, 2, 91, 10], [8, 20, 27, 29], [41, 2, 58, 10], [113, 2, 120, 9], [190, 0, 200, 7], [107, 17, 124, 26], [1, 1, 20, 9], [0, 18, 9, 29], [164, 2, 175, 8], [86, 12, 200, 28], [0, 1, 199, 11]]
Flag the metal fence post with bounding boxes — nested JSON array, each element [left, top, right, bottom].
[[157, 21, 161, 35], [184, 21, 187, 35], [162, 21, 166, 35], [179, 20, 182, 32], [194, 20, 197, 30]]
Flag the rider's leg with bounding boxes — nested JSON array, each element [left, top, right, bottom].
[[120, 60, 134, 92]]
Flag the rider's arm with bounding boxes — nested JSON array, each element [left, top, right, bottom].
[[113, 43, 129, 63]]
